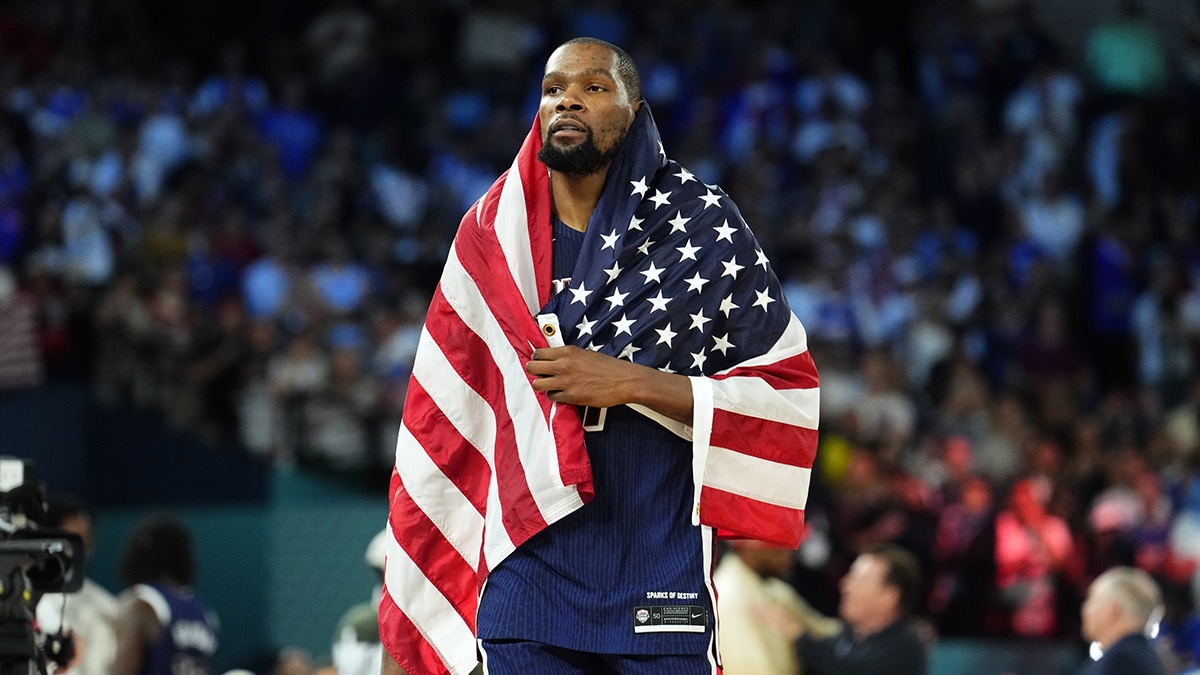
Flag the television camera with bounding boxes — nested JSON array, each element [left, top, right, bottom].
[[0, 457, 84, 675]]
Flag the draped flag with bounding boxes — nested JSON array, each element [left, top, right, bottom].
[[379, 105, 819, 675]]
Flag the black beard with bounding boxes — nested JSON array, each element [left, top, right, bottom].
[[538, 129, 623, 176]]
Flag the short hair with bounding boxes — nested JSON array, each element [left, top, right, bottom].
[[1096, 566, 1163, 626], [559, 37, 642, 103], [120, 513, 196, 588], [867, 543, 922, 615], [45, 492, 92, 529]]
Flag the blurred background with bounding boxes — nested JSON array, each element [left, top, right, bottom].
[[1, 0, 1200, 672]]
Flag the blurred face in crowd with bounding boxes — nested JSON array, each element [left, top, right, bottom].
[[1080, 575, 1119, 645], [61, 512, 96, 556], [1009, 478, 1047, 525], [839, 553, 899, 632], [538, 42, 639, 177]]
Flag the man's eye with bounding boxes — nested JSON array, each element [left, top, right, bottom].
[[545, 86, 563, 95]]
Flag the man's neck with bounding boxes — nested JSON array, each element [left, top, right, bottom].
[[550, 167, 610, 232], [1098, 625, 1143, 652], [849, 611, 902, 640]]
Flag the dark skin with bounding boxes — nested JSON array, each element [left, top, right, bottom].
[[382, 41, 694, 675]]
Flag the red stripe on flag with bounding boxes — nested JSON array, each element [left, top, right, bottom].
[[710, 410, 818, 468], [387, 470, 479, 629], [423, 287, 551, 544], [379, 591, 454, 675], [402, 379, 490, 515], [699, 486, 807, 548], [715, 350, 819, 390]]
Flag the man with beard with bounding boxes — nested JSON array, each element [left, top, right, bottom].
[[380, 37, 819, 675]]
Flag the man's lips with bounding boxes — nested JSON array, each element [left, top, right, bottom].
[[550, 118, 589, 136]]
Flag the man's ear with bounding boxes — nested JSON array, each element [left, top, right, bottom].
[[632, 98, 643, 114]]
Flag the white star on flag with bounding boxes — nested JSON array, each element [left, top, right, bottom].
[[601, 230, 619, 250], [714, 220, 736, 243], [649, 189, 672, 208], [630, 177, 648, 197], [605, 287, 629, 309], [629, 216, 643, 231], [689, 310, 711, 331], [674, 168, 695, 183], [684, 272, 709, 293], [753, 288, 775, 311], [612, 314, 636, 336], [669, 212, 691, 233], [712, 333, 735, 356], [677, 240, 701, 262], [569, 283, 592, 304], [587, 342, 605, 352], [640, 262, 665, 284], [636, 238, 655, 256], [619, 343, 641, 360], [603, 261, 623, 283], [690, 350, 708, 370], [647, 291, 672, 312], [719, 294, 739, 317], [755, 248, 769, 269], [699, 190, 722, 208], [576, 317, 596, 336], [721, 256, 744, 279], [655, 324, 678, 347]]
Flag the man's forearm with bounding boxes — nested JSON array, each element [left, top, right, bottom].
[[624, 366, 693, 425]]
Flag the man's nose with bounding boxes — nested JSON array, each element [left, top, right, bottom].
[[556, 90, 584, 111]]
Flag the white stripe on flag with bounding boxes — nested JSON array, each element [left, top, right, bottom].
[[704, 445, 812, 509], [712, 378, 820, 429], [495, 159, 540, 315]]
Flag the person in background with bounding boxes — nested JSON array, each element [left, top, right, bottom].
[[795, 543, 928, 675], [331, 529, 391, 675], [714, 540, 838, 675], [36, 493, 119, 675], [112, 514, 219, 675], [993, 476, 1074, 637], [1080, 566, 1168, 675]]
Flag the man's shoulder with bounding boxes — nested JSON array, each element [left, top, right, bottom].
[[1090, 635, 1167, 675]]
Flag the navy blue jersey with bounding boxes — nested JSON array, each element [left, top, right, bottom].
[[132, 584, 219, 675], [475, 217, 716, 655]]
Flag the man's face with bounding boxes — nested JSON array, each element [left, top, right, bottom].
[[839, 554, 896, 627], [1080, 577, 1116, 643], [538, 42, 638, 176], [61, 513, 95, 555]]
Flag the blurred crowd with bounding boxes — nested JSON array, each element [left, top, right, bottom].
[[4, 0, 1200, 668]]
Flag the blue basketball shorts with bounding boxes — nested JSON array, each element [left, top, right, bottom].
[[478, 639, 720, 675]]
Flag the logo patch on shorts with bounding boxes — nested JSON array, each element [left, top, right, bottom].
[[632, 605, 707, 633]]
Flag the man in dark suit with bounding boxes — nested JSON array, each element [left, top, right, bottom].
[[1080, 566, 1167, 675]]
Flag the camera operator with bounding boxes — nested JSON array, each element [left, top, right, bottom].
[[112, 515, 218, 675], [34, 494, 118, 675]]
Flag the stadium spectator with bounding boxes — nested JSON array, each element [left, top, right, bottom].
[[795, 543, 929, 675], [1080, 566, 1168, 675]]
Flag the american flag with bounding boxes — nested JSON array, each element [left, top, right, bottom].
[[379, 105, 819, 675]]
